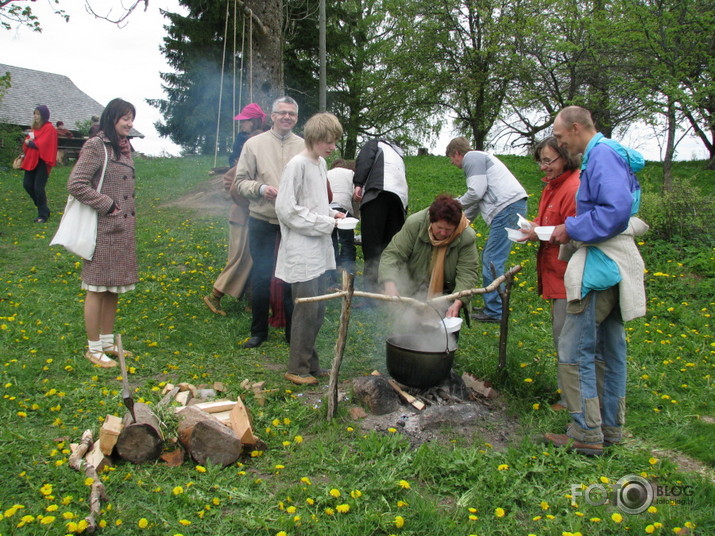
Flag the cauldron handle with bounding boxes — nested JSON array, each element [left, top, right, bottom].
[[426, 303, 451, 357]]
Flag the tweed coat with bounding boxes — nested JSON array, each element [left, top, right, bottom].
[[67, 135, 138, 287]]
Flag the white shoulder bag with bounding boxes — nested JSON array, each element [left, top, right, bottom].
[[50, 143, 109, 260]]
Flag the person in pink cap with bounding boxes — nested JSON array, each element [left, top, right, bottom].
[[204, 103, 267, 316], [228, 103, 266, 167]]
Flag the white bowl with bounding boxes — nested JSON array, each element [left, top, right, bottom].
[[441, 317, 463, 333], [505, 227, 524, 242], [535, 226, 555, 241], [517, 213, 532, 231], [337, 217, 359, 230]]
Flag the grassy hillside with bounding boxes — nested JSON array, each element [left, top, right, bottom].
[[0, 153, 712, 535]]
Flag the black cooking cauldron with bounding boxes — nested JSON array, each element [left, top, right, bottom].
[[386, 332, 456, 389]]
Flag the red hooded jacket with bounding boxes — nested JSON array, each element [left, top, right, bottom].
[[22, 121, 58, 173]]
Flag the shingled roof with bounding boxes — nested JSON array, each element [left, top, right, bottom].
[[0, 63, 144, 138]]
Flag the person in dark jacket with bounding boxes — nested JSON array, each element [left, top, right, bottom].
[[352, 139, 408, 292]]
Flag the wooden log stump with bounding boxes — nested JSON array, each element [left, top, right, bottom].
[[177, 406, 242, 467], [115, 402, 163, 464]]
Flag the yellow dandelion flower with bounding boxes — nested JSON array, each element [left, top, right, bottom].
[[329, 488, 341, 498], [301, 477, 312, 485], [173, 486, 184, 495], [388, 427, 397, 433], [398, 480, 411, 489], [283, 418, 291, 425], [590, 517, 601, 522], [46, 504, 58, 512], [195, 465, 207, 473], [336, 504, 350, 513], [647, 506, 657, 514], [40, 516, 56, 524], [524, 378, 533, 383], [394, 515, 405, 528], [495, 507, 506, 518], [645, 525, 655, 534], [497, 464, 509, 471], [649, 457, 659, 465], [294, 435, 303, 443], [66, 521, 79, 532], [350, 489, 362, 498], [179, 519, 191, 526], [286, 506, 296, 514], [469, 514, 478, 521], [282, 441, 291, 446], [540, 501, 549, 510], [600, 476, 610, 484], [346, 426, 354, 432], [532, 403, 540, 410], [138, 517, 149, 528], [611, 512, 623, 523], [277, 532, 288, 536], [306, 498, 315, 505], [325, 507, 335, 515], [397, 500, 408, 507]]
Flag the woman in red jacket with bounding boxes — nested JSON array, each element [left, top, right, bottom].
[[21, 105, 58, 223], [521, 136, 580, 409]]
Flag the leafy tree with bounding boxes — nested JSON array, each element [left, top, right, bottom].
[[0, 0, 67, 31], [149, 0, 285, 156]]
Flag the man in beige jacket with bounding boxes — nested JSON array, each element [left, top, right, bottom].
[[232, 96, 305, 348]]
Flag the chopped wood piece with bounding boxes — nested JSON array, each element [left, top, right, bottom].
[[177, 406, 242, 467], [229, 396, 258, 445], [86, 441, 112, 472], [160, 448, 185, 467], [99, 415, 123, 456], [213, 381, 226, 392], [162, 383, 176, 395], [175, 390, 191, 406], [115, 402, 164, 464], [158, 386, 180, 408], [178, 382, 198, 397], [387, 379, 426, 410], [211, 410, 232, 425], [462, 373, 497, 399]]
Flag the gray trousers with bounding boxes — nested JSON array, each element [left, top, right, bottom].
[[288, 274, 328, 376]]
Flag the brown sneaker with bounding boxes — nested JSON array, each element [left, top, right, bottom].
[[543, 433, 604, 456], [284, 373, 319, 385], [204, 294, 226, 316]]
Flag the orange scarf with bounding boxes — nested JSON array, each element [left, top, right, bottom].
[[427, 214, 470, 298]]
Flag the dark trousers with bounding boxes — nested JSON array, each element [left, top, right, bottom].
[[288, 274, 328, 376], [247, 217, 292, 339], [23, 161, 50, 219], [360, 192, 405, 291]]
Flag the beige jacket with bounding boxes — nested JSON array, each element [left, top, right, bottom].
[[232, 129, 304, 224]]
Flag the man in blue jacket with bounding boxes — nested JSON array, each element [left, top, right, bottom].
[[546, 106, 647, 456]]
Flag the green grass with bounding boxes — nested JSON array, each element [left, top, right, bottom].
[[0, 154, 713, 535]]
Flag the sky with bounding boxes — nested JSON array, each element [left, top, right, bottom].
[[1, 0, 186, 156], [1, 1, 709, 161]]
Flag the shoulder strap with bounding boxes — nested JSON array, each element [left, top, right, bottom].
[[96, 143, 109, 193]]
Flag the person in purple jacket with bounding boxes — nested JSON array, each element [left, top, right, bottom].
[[544, 106, 647, 456]]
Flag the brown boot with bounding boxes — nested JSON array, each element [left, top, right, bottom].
[[204, 294, 226, 316], [543, 433, 604, 456]]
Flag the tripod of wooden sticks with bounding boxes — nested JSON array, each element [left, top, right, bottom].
[[295, 264, 522, 419]]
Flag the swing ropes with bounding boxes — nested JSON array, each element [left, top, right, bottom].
[[213, 0, 253, 167]]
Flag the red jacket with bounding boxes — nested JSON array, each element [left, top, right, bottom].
[[22, 121, 58, 173], [534, 168, 580, 299]]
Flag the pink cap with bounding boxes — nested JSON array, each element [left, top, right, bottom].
[[234, 103, 266, 122]]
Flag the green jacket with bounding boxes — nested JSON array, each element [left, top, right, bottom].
[[378, 208, 479, 304]]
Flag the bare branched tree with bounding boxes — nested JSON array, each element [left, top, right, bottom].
[[84, 0, 148, 28]]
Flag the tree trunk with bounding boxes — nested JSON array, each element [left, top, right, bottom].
[[115, 403, 163, 464], [177, 406, 242, 467], [663, 98, 677, 191], [246, 0, 284, 109]]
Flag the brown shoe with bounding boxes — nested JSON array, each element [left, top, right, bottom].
[[550, 402, 567, 411], [102, 344, 133, 358], [284, 373, 319, 385], [204, 294, 227, 316], [543, 433, 604, 456], [85, 350, 118, 368]]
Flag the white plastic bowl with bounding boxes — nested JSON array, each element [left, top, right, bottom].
[[337, 217, 359, 230], [442, 317, 463, 333], [535, 226, 556, 241], [505, 227, 524, 242]]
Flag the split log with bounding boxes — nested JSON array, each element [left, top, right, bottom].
[[115, 402, 163, 464], [387, 379, 426, 411], [229, 397, 259, 446], [177, 406, 242, 467], [86, 441, 112, 472], [99, 414, 123, 455]]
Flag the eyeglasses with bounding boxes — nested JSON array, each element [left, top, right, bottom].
[[539, 155, 561, 166], [272, 110, 298, 117]]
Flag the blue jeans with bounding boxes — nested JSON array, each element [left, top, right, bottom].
[[482, 198, 527, 318], [557, 290, 627, 444]]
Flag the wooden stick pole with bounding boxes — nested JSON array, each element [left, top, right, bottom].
[[68, 430, 108, 533], [327, 270, 355, 419]]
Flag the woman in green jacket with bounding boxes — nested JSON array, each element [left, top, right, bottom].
[[379, 194, 479, 318]]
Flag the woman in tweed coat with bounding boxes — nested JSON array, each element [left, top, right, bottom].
[[67, 98, 138, 368]]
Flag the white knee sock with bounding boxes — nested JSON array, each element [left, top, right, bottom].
[[88, 339, 104, 353], [100, 333, 114, 348]]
